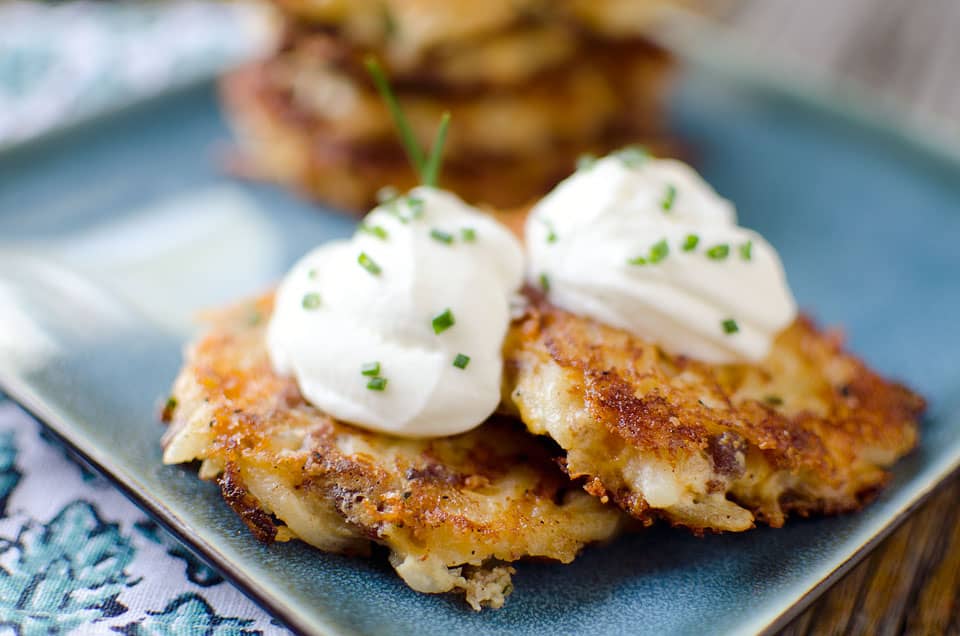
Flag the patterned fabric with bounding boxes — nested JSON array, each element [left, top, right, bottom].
[[0, 400, 288, 634], [1, 4, 288, 631], [0, 0, 273, 148]]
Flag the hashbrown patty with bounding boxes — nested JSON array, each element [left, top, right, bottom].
[[502, 291, 924, 532], [162, 295, 625, 609]]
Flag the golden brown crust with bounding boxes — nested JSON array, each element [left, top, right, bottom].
[[162, 295, 625, 608], [503, 291, 924, 532], [217, 463, 280, 544]]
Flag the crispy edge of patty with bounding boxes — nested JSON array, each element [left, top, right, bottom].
[[161, 294, 626, 609], [503, 291, 924, 533]]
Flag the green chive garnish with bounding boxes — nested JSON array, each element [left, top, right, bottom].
[[365, 57, 451, 187], [739, 240, 753, 261], [541, 218, 558, 244], [430, 228, 454, 244], [308, 268, 318, 279], [682, 234, 699, 252], [359, 223, 389, 240], [617, 145, 649, 167], [366, 376, 388, 391], [764, 395, 784, 406], [422, 111, 450, 188], [661, 184, 677, 212], [358, 252, 382, 275], [576, 154, 597, 171], [302, 293, 322, 309], [365, 57, 425, 177], [649, 239, 669, 264], [722, 318, 739, 334], [452, 354, 470, 369], [361, 361, 381, 376], [706, 244, 730, 260], [406, 196, 425, 219], [461, 227, 476, 242], [627, 256, 647, 266], [432, 309, 455, 334], [539, 273, 551, 292]]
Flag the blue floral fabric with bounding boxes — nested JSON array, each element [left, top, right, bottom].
[[0, 4, 292, 632], [0, 400, 288, 635]]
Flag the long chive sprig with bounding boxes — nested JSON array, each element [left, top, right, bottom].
[[364, 56, 451, 188]]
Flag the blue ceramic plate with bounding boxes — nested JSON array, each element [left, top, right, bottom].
[[0, 48, 958, 636]]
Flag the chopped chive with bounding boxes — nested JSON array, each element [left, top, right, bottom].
[[365, 57, 425, 178], [302, 292, 322, 309], [461, 227, 476, 242], [739, 240, 753, 261], [359, 223, 389, 240], [361, 361, 381, 376], [627, 256, 647, 266], [706, 244, 730, 260], [452, 353, 470, 369], [661, 184, 677, 212], [430, 228, 454, 244], [308, 268, 318, 279], [422, 111, 451, 188], [764, 394, 784, 406], [539, 273, 551, 292], [247, 310, 262, 326], [406, 196, 425, 219], [431, 308, 455, 334], [388, 206, 409, 224], [358, 252, 382, 275], [682, 234, 700, 252], [649, 239, 670, 264], [576, 153, 597, 171], [721, 318, 739, 334], [540, 218, 558, 244], [376, 185, 399, 204], [617, 145, 649, 167], [366, 376, 388, 391]]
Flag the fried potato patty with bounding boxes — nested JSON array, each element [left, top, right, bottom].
[[272, 0, 687, 70], [162, 295, 625, 609], [220, 50, 676, 212], [503, 292, 924, 532]]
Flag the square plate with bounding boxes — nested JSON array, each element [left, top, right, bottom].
[[1, 54, 958, 635]]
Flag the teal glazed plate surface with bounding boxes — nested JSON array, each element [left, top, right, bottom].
[[1, 53, 959, 635]]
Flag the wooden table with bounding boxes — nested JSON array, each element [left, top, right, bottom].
[[727, 2, 960, 633]]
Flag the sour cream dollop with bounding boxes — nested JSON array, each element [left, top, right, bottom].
[[268, 187, 523, 437], [526, 153, 797, 363]]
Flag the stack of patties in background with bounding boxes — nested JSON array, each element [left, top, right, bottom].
[[222, 0, 686, 212]]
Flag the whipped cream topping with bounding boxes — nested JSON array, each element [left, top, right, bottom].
[[526, 153, 797, 363], [268, 187, 523, 437]]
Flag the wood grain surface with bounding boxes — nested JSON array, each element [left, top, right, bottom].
[[777, 475, 960, 635], [728, 0, 960, 137], [726, 3, 960, 634]]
